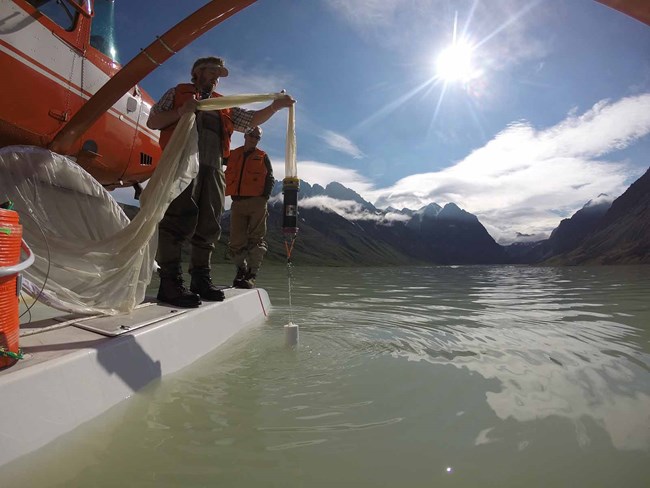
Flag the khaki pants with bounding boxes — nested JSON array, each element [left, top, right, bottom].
[[228, 196, 268, 273]]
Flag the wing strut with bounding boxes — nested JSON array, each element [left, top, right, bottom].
[[50, 0, 256, 154]]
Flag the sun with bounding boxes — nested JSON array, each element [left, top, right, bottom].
[[435, 40, 476, 83]]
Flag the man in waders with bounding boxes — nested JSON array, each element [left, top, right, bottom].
[[147, 56, 294, 308], [224, 126, 274, 289]]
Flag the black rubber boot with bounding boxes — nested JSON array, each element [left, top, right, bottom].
[[241, 270, 257, 289], [190, 268, 225, 301], [232, 267, 248, 289], [157, 275, 201, 308]]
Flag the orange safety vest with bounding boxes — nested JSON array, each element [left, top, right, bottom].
[[225, 147, 268, 197], [158, 83, 235, 157]]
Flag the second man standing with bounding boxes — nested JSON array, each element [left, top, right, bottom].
[[225, 126, 274, 289]]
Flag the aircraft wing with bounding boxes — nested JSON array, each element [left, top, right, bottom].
[[596, 0, 650, 25]]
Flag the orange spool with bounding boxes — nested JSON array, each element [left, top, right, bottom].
[[0, 208, 23, 368]]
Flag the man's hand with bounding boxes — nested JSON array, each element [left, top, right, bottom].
[[178, 98, 199, 116], [271, 94, 296, 112], [250, 93, 296, 127]]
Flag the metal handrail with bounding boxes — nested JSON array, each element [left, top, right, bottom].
[[0, 240, 35, 277]]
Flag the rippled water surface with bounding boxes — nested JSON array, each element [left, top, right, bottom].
[[4, 265, 650, 487]]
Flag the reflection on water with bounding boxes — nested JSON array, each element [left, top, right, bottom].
[[279, 266, 650, 452], [2, 265, 649, 487]]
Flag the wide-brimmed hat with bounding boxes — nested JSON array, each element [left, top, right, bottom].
[[191, 56, 229, 79]]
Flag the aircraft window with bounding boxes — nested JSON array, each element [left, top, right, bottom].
[[90, 0, 119, 62], [27, 0, 84, 32]]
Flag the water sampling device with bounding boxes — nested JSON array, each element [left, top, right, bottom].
[[282, 105, 299, 347]]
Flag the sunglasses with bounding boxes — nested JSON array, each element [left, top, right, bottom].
[[246, 133, 261, 140]]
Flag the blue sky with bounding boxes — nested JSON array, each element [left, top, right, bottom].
[[113, 0, 650, 243]]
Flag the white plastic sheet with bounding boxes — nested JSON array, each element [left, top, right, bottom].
[[194, 93, 297, 177], [0, 92, 295, 315], [285, 104, 297, 178]]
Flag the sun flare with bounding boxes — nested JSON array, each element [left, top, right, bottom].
[[436, 41, 476, 83]]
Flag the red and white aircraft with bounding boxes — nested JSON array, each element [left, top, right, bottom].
[[0, 0, 255, 193], [0, 1, 647, 194]]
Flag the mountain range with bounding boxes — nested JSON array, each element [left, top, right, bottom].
[[120, 165, 650, 267], [544, 166, 650, 265]]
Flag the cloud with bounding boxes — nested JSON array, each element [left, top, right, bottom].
[[366, 93, 650, 243], [300, 196, 409, 223], [272, 160, 375, 196], [320, 130, 365, 158]]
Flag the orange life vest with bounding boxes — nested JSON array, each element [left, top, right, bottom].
[[225, 147, 268, 197], [158, 83, 235, 157]]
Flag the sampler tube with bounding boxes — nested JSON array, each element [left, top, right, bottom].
[[282, 177, 300, 235]]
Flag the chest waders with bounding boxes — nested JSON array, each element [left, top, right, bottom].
[[156, 110, 227, 306]]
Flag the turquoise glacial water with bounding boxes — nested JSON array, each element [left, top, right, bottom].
[[3, 265, 650, 487]]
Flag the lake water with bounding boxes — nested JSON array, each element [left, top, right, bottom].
[[3, 265, 650, 487]]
